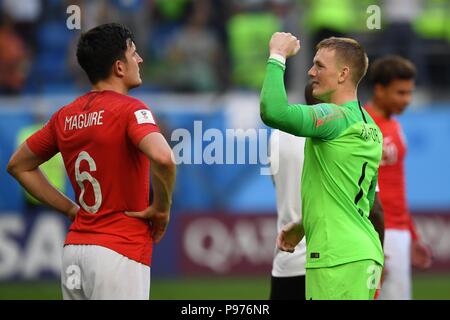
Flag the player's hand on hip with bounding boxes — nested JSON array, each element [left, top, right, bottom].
[[151, 214, 170, 244], [269, 32, 300, 59], [411, 240, 433, 269], [276, 222, 304, 253], [125, 206, 170, 243], [125, 206, 156, 219]]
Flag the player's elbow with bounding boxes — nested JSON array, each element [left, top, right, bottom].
[[152, 149, 176, 172], [260, 101, 279, 129], [260, 104, 269, 125], [6, 157, 19, 177], [260, 101, 273, 127]]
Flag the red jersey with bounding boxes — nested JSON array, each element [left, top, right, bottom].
[[365, 104, 418, 240], [27, 90, 160, 265]]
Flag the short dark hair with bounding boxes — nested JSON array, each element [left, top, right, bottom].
[[76, 23, 135, 84], [316, 37, 369, 86], [370, 55, 416, 86]]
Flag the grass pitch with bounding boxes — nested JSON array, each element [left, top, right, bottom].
[[0, 273, 449, 300]]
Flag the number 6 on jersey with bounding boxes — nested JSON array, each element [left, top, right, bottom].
[[75, 151, 102, 213]]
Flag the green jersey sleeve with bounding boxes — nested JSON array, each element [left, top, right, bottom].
[[260, 59, 349, 140]]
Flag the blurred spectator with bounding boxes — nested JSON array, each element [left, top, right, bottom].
[[67, 0, 151, 47], [143, 0, 188, 90], [164, 0, 224, 92], [207, 0, 232, 91], [0, 14, 29, 95], [101, 0, 151, 51], [412, 0, 450, 89], [1, 0, 42, 53], [154, 0, 189, 21], [16, 120, 66, 212], [413, 0, 448, 40], [227, 1, 282, 90], [269, 0, 300, 90], [303, 0, 356, 48], [378, 0, 429, 86], [271, 0, 296, 31], [3, 0, 449, 96]]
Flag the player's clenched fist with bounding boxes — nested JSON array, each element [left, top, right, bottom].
[[269, 32, 300, 59]]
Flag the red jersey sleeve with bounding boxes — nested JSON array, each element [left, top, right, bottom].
[[26, 113, 59, 161], [126, 102, 160, 147]]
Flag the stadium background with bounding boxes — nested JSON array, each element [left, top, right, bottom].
[[0, 0, 450, 299]]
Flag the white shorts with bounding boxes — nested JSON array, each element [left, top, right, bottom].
[[61, 245, 150, 300], [378, 229, 412, 300], [272, 238, 306, 277]]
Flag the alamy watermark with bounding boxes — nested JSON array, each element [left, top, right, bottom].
[[170, 121, 279, 176], [66, 5, 81, 30], [366, 5, 381, 30], [65, 4, 381, 31], [65, 264, 81, 290], [367, 264, 383, 290]]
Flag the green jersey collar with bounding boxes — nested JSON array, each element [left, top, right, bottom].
[[339, 100, 359, 108]]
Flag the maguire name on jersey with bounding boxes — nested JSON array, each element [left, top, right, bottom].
[[64, 110, 105, 131]]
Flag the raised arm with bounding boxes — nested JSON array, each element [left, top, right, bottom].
[[260, 33, 347, 140]]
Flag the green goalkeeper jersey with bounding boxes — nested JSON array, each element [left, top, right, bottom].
[[261, 58, 384, 268]]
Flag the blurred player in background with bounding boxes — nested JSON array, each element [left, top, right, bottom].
[[269, 83, 385, 300], [365, 55, 432, 300], [16, 121, 66, 211], [261, 32, 384, 300], [7, 23, 176, 300]]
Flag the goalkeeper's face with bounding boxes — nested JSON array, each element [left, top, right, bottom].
[[308, 48, 341, 103], [122, 41, 143, 89]]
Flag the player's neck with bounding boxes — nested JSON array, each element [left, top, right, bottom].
[[370, 98, 391, 119], [329, 88, 358, 106], [91, 79, 129, 95]]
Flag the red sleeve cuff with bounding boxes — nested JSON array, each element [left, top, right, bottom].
[[131, 125, 160, 147]]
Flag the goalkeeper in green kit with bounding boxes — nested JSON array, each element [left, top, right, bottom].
[[260, 32, 384, 300]]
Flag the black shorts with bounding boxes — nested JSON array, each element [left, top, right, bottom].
[[270, 275, 306, 300]]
